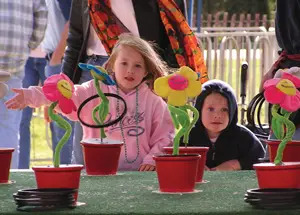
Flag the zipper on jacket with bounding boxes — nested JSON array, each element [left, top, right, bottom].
[[211, 142, 216, 161]]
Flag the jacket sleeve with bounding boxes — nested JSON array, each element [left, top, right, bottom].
[[28, 0, 48, 49], [142, 98, 175, 165], [238, 128, 266, 170], [61, 0, 84, 82]]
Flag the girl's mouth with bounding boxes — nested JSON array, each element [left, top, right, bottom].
[[125, 77, 134, 81]]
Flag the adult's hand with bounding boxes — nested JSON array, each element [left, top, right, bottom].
[[0, 83, 8, 99], [44, 106, 51, 123], [259, 65, 276, 92]]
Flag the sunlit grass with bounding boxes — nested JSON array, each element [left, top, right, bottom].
[[30, 108, 53, 167]]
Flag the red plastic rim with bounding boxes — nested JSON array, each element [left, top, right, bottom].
[[0, 148, 15, 153], [253, 162, 300, 170], [81, 142, 123, 148], [32, 165, 83, 172], [163, 146, 209, 152], [164, 146, 209, 152], [81, 138, 123, 148], [153, 154, 200, 161], [267, 140, 300, 145]]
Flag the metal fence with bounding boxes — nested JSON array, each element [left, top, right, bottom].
[[196, 26, 277, 123]]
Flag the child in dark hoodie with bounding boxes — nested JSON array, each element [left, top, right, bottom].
[[188, 80, 265, 171]]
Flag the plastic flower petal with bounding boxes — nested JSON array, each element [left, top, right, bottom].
[[42, 73, 77, 114], [154, 77, 170, 98], [154, 66, 201, 106], [78, 63, 115, 85], [264, 72, 300, 112], [168, 90, 187, 106], [282, 72, 300, 87]]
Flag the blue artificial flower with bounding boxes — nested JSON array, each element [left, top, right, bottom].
[[78, 63, 115, 85]]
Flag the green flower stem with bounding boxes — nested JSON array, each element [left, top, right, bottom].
[[92, 108, 102, 126], [93, 78, 109, 138], [168, 105, 189, 155], [181, 104, 199, 145], [271, 105, 295, 165], [170, 111, 180, 129], [48, 102, 72, 167], [271, 105, 285, 140]]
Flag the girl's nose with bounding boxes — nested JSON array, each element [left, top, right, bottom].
[[127, 68, 134, 75]]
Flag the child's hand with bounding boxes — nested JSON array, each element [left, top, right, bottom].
[[43, 106, 52, 123], [214, 160, 241, 171], [139, 164, 156, 171], [5, 88, 26, 110], [204, 165, 210, 171]]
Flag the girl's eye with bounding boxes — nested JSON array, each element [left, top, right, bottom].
[[121, 62, 127, 66], [135, 64, 142, 68], [208, 107, 214, 112], [222, 108, 229, 112]]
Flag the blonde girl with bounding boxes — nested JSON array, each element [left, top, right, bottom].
[[6, 33, 175, 171]]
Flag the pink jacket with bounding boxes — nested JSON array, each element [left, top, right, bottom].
[[24, 81, 175, 170]]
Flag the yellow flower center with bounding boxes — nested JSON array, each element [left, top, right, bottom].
[[91, 70, 105, 81], [276, 79, 296, 96], [57, 80, 72, 99]]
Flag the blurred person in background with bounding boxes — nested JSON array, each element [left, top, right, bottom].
[[18, 47, 47, 169], [261, 0, 300, 87], [0, 0, 47, 168]]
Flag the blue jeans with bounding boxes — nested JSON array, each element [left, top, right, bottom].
[[19, 57, 47, 169], [72, 55, 109, 164], [45, 63, 74, 165], [0, 74, 23, 169]]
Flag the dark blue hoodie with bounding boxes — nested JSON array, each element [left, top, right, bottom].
[[188, 80, 265, 170]]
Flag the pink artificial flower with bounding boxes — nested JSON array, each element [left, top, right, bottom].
[[42, 73, 77, 114], [264, 72, 300, 112]]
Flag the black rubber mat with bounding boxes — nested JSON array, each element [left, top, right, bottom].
[[13, 188, 77, 212], [244, 188, 300, 210]]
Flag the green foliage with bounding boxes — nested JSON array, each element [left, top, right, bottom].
[[201, 0, 275, 20], [202, 0, 225, 15], [225, 0, 270, 16]]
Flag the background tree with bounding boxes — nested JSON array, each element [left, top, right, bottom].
[[198, 0, 276, 27]]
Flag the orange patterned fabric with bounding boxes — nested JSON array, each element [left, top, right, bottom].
[[88, 0, 123, 55], [88, 0, 208, 83], [158, 0, 208, 83]]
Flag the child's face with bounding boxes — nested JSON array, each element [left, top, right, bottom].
[[201, 93, 229, 138], [113, 45, 147, 93]]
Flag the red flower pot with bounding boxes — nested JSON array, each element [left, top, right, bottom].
[[0, 148, 14, 183], [32, 165, 83, 201], [163, 146, 208, 183], [153, 154, 200, 193], [81, 138, 123, 176], [253, 162, 300, 189], [267, 140, 300, 162]]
